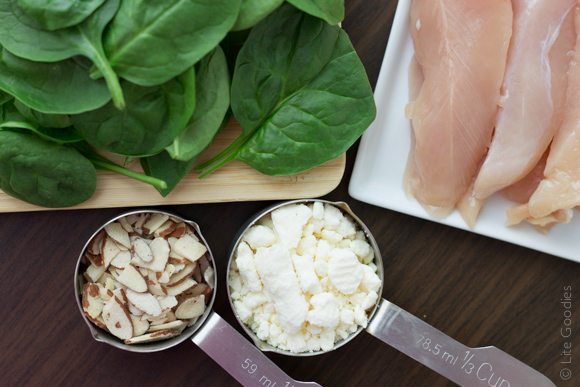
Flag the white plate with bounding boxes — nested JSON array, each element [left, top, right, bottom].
[[349, 0, 580, 263]]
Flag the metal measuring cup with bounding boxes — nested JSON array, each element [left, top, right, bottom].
[[223, 199, 557, 387], [74, 209, 321, 386]]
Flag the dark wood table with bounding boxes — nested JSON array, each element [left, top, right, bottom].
[[2, 1, 579, 386]]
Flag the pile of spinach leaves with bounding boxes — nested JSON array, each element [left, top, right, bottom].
[[0, 0, 375, 208]]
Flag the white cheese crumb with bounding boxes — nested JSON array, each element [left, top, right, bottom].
[[292, 254, 322, 294], [307, 293, 339, 329], [243, 225, 277, 249], [271, 204, 312, 249], [235, 242, 262, 292], [328, 249, 363, 295]]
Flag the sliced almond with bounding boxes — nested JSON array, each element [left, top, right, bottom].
[[130, 314, 149, 336], [166, 310, 177, 323], [118, 217, 134, 233], [82, 283, 104, 319], [203, 266, 215, 289], [184, 283, 212, 299], [143, 213, 169, 235], [158, 271, 170, 284], [163, 277, 197, 297], [126, 288, 162, 316], [128, 300, 144, 316], [85, 264, 107, 282], [175, 295, 205, 319], [85, 252, 103, 267], [125, 214, 140, 226], [167, 223, 187, 238], [87, 230, 105, 256], [147, 320, 186, 332], [165, 263, 196, 288], [102, 235, 121, 268], [124, 329, 180, 344], [173, 234, 207, 263], [134, 213, 150, 233], [147, 237, 170, 272], [105, 222, 131, 249], [150, 317, 169, 326], [117, 264, 147, 293], [87, 314, 108, 331], [112, 288, 129, 307], [155, 220, 177, 237], [100, 287, 113, 302], [102, 297, 133, 340], [158, 295, 178, 312], [146, 279, 167, 296], [132, 238, 153, 262], [110, 250, 131, 269]]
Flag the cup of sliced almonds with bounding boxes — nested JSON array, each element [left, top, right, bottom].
[[74, 209, 216, 352]]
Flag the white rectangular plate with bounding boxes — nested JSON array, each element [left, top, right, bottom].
[[349, 0, 580, 263]]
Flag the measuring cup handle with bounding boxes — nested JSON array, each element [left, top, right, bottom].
[[192, 311, 322, 387], [366, 299, 556, 387]]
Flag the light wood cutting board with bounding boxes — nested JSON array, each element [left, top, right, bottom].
[[0, 119, 346, 213]]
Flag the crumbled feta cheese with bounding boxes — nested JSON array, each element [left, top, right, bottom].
[[271, 204, 312, 249], [307, 293, 339, 328], [235, 242, 262, 292], [323, 204, 344, 230], [243, 225, 277, 249], [321, 229, 343, 244], [328, 249, 363, 294], [351, 239, 374, 264], [292, 254, 322, 294], [312, 201, 324, 219], [313, 259, 328, 278], [360, 265, 381, 293], [297, 235, 317, 256], [254, 245, 308, 334]]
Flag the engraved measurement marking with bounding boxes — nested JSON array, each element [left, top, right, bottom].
[[416, 337, 511, 386], [241, 358, 296, 387]]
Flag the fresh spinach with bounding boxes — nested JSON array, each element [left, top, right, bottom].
[[0, 131, 97, 207], [197, 3, 375, 177], [17, 0, 107, 31], [0, 91, 12, 106], [287, 0, 344, 25], [0, 0, 125, 109], [232, 0, 283, 31], [166, 46, 231, 161], [94, 0, 241, 87], [71, 141, 167, 190], [14, 100, 72, 129], [72, 67, 196, 157], [0, 46, 111, 114]]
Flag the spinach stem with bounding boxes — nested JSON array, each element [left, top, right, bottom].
[[91, 52, 125, 110], [195, 132, 250, 178], [91, 160, 168, 189]]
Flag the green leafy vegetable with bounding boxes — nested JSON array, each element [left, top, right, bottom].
[[232, 0, 283, 31], [166, 46, 231, 161], [95, 0, 241, 87], [71, 141, 167, 190], [286, 0, 344, 25], [0, 131, 97, 207], [72, 67, 196, 157], [14, 100, 72, 129], [17, 0, 107, 31], [0, 46, 111, 114], [197, 3, 375, 177], [0, 0, 125, 109], [0, 91, 12, 106]]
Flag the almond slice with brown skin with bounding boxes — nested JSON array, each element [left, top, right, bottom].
[[87, 230, 105, 256], [158, 295, 178, 312], [183, 283, 212, 299], [165, 263, 196, 288], [112, 288, 129, 307], [110, 250, 131, 269], [130, 315, 149, 336], [167, 223, 187, 238], [102, 297, 133, 340], [132, 238, 153, 262], [146, 237, 170, 272], [105, 222, 131, 249], [118, 217, 134, 233], [203, 266, 215, 289], [125, 214, 140, 226], [124, 329, 180, 344], [82, 283, 104, 319], [143, 214, 169, 235], [146, 278, 167, 296], [163, 277, 197, 297], [147, 320, 187, 333], [173, 234, 207, 263], [87, 314, 108, 331], [102, 235, 121, 268], [155, 220, 177, 237], [85, 252, 103, 267], [117, 264, 147, 293], [126, 288, 162, 316], [85, 264, 107, 282], [175, 295, 205, 319]]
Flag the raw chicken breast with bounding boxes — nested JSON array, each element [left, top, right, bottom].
[[502, 150, 549, 204], [405, 0, 512, 217], [528, 7, 580, 218], [474, 0, 576, 200]]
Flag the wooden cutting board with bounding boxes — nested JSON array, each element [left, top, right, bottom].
[[0, 119, 346, 213]]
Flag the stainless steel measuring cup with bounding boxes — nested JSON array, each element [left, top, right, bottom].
[[223, 199, 557, 387], [74, 209, 321, 386]]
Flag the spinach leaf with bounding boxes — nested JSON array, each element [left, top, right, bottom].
[[0, 0, 125, 109], [166, 46, 231, 161], [72, 67, 196, 157], [232, 0, 283, 31], [143, 111, 231, 196], [197, 4, 375, 177], [95, 0, 241, 87], [0, 91, 13, 107], [0, 46, 111, 114], [14, 100, 72, 129], [286, 0, 344, 25], [0, 131, 97, 207], [71, 141, 167, 190], [17, 0, 107, 31]]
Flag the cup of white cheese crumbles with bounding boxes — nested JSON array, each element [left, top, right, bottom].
[[227, 200, 383, 355], [74, 210, 216, 352]]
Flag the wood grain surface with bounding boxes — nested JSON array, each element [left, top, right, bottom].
[[1, 1, 579, 386]]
